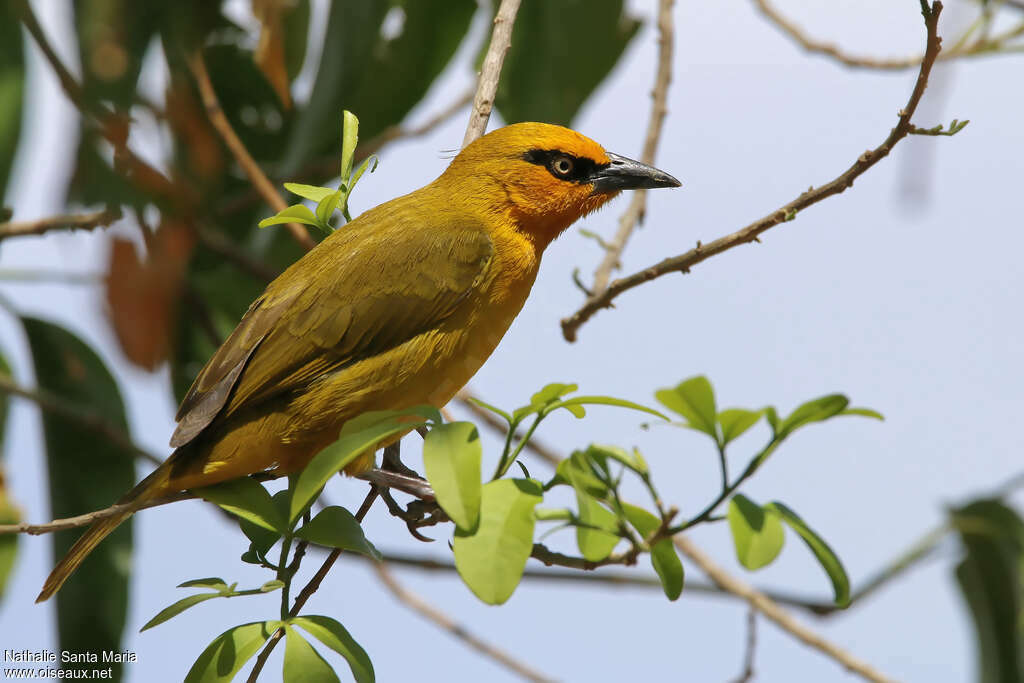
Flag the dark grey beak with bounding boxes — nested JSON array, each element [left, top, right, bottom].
[[590, 152, 681, 193]]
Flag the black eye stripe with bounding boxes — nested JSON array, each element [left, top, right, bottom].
[[522, 148, 608, 184]]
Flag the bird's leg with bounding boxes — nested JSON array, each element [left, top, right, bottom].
[[368, 442, 448, 542], [382, 441, 420, 479]]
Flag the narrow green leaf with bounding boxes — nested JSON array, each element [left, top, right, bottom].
[[349, 154, 379, 190], [534, 508, 572, 522], [717, 409, 764, 445], [553, 451, 607, 498], [258, 204, 321, 229], [453, 478, 543, 605], [340, 110, 359, 182], [655, 376, 718, 439], [728, 495, 785, 570], [777, 394, 849, 439], [295, 506, 381, 560], [284, 625, 340, 683], [840, 407, 885, 421], [140, 593, 222, 632], [283, 182, 335, 202], [194, 478, 285, 533], [239, 518, 280, 556], [550, 395, 668, 421], [177, 577, 229, 591], [586, 444, 648, 476], [513, 382, 578, 421], [260, 580, 285, 592], [291, 416, 425, 522], [184, 620, 280, 683], [465, 396, 512, 425], [315, 190, 343, 228], [766, 501, 850, 606], [423, 422, 482, 532], [292, 615, 375, 683], [338, 405, 441, 438], [575, 492, 619, 561], [621, 503, 683, 600]]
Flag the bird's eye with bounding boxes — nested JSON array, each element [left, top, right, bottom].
[[551, 155, 574, 178]]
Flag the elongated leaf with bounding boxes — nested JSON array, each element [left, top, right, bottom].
[[514, 382, 577, 421], [284, 182, 334, 202], [178, 577, 229, 590], [315, 190, 343, 228], [586, 444, 648, 476], [194, 477, 285, 533], [728, 495, 784, 570], [492, 0, 641, 125], [185, 620, 280, 683], [718, 409, 763, 446], [340, 110, 359, 182], [0, 2, 23, 199], [551, 450, 607, 498], [766, 502, 850, 606], [655, 376, 718, 439], [454, 478, 543, 605], [423, 422, 482, 532], [140, 592, 222, 632], [291, 417, 424, 522], [23, 317, 134, 677], [466, 396, 512, 425], [575, 492, 619, 561], [840, 407, 885, 421], [284, 625, 340, 683], [258, 203, 321, 229], [776, 394, 849, 439], [550, 396, 667, 421], [295, 506, 380, 559], [622, 503, 683, 600], [292, 615, 375, 683], [951, 499, 1024, 682]]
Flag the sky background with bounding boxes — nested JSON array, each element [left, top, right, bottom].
[[2, 0, 1023, 681]]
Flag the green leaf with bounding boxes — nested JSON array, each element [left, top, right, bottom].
[[466, 396, 512, 425], [776, 394, 849, 439], [728, 495, 785, 570], [177, 577, 229, 591], [550, 395, 668, 421], [655, 376, 718, 439], [261, 580, 285, 592], [284, 182, 335, 203], [258, 203, 324, 230], [423, 422, 482, 532], [491, 0, 641, 126], [0, 483, 19, 599], [23, 317, 134, 674], [184, 620, 280, 683], [513, 382, 578, 421], [765, 502, 850, 606], [621, 504, 683, 600], [717, 409, 764, 446], [585, 444, 648, 476], [340, 110, 359, 182], [284, 625, 340, 683], [295, 506, 381, 559], [194, 477, 286, 533], [575, 492, 619, 561], [0, 2, 23, 199], [140, 593, 223, 632], [551, 450, 608, 498], [349, 154, 379, 191], [453, 478, 543, 605], [292, 615, 375, 683], [840, 407, 885, 421], [315, 189, 343, 228], [534, 508, 572, 522], [291, 415, 425, 522], [951, 499, 1024, 683], [239, 518, 280, 557]]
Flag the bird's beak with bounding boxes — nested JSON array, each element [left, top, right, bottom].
[[590, 152, 681, 194]]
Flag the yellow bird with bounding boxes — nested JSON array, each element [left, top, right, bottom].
[[38, 122, 680, 602]]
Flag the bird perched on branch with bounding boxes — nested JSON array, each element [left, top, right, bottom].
[[38, 122, 680, 602]]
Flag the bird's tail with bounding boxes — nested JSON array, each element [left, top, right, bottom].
[[36, 463, 171, 603]]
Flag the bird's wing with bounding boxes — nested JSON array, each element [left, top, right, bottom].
[[170, 220, 494, 447]]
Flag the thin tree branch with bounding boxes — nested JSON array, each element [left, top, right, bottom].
[[462, 0, 522, 146], [194, 226, 280, 281], [731, 608, 758, 683], [588, 0, 675, 296], [754, 0, 1024, 70], [0, 207, 123, 242], [0, 374, 162, 466], [373, 563, 555, 683], [561, 1, 950, 342], [0, 493, 191, 535], [187, 51, 316, 251], [674, 535, 895, 683]]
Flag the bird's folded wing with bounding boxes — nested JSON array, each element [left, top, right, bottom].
[[170, 221, 494, 447]]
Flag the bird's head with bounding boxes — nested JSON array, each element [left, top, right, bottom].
[[441, 122, 680, 247]]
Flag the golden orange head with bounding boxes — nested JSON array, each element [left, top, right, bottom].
[[439, 122, 680, 247]]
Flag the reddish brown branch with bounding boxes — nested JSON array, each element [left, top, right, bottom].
[[0, 207, 123, 242]]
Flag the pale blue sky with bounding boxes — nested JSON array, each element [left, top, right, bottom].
[[2, 1, 1023, 681]]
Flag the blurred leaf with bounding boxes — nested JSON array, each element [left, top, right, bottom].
[[74, 0, 159, 107], [0, 2, 24, 200], [0, 466, 19, 598], [284, 0, 474, 171], [252, 0, 299, 108], [195, 477, 286, 533], [23, 317, 134, 679], [550, 395, 667, 421], [178, 577, 229, 590], [466, 396, 512, 425], [423, 422, 482, 532], [550, 450, 608, 498], [840, 407, 885, 421], [622, 503, 683, 600], [491, 0, 641, 125], [717, 409, 763, 446], [575, 491, 619, 561], [283, 0, 310, 80], [586, 444, 648, 476], [454, 478, 543, 605], [951, 499, 1024, 682], [728, 495, 784, 570], [284, 625, 339, 683], [656, 376, 718, 439], [776, 394, 849, 439], [295, 506, 381, 559], [292, 615, 374, 683], [512, 382, 577, 422], [766, 501, 849, 606], [184, 620, 280, 683], [140, 592, 223, 632]]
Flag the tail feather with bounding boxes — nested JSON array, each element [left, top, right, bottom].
[[36, 466, 169, 603]]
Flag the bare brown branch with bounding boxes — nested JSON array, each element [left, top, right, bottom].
[[462, 0, 522, 147], [0, 207, 123, 242], [561, 1, 948, 341]]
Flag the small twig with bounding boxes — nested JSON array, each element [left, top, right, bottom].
[[0, 207, 123, 242], [455, 390, 562, 468], [373, 563, 555, 683], [187, 51, 315, 251], [588, 0, 675, 296], [674, 536, 895, 683], [0, 492, 190, 535], [462, 0, 522, 146], [561, 1, 948, 341], [732, 608, 758, 683], [0, 374, 161, 466]]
